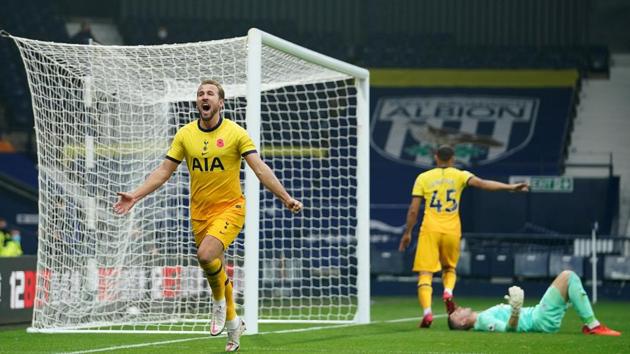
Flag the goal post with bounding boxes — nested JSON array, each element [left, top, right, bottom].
[[8, 28, 370, 334], [244, 29, 370, 334]]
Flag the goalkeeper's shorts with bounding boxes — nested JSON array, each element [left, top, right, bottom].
[[531, 286, 568, 333], [413, 230, 461, 273], [192, 199, 246, 250]]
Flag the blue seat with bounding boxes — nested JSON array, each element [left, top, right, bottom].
[[491, 253, 514, 278], [604, 256, 630, 280], [549, 254, 584, 277], [515, 253, 549, 278], [470, 253, 491, 278], [370, 250, 406, 275], [456, 251, 471, 276]]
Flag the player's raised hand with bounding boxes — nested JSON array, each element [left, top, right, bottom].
[[504, 285, 524, 313], [285, 198, 303, 214], [399, 231, 412, 252], [511, 183, 529, 192], [113, 192, 137, 215]]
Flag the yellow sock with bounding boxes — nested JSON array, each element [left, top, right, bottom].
[[442, 268, 456, 292], [417, 273, 433, 312], [200, 259, 226, 301], [225, 277, 237, 321]]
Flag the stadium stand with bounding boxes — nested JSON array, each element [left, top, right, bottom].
[[565, 57, 630, 236], [0, 0, 68, 131], [0, 0, 67, 256], [0, 0, 627, 302], [112, 4, 618, 298]]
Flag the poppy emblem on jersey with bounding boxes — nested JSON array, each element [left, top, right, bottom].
[[216, 139, 224, 148]]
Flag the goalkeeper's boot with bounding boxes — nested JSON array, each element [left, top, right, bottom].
[[443, 292, 457, 315], [225, 319, 246, 352], [210, 300, 227, 336], [582, 324, 621, 336], [418, 313, 433, 328]]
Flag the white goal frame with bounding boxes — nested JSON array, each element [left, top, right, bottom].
[[9, 28, 370, 335], [243, 29, 370, 334]]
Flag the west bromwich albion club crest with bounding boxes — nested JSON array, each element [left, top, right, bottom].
[[370, 95, 539, 167]]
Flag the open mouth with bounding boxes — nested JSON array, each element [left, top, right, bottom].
[[201, 103, 211, 112]]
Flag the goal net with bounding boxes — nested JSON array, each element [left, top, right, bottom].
[[10, 29, 370, 334]]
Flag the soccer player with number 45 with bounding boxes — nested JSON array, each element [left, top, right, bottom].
[[398, 145, 528, 328], [448, 270, 621, 336]]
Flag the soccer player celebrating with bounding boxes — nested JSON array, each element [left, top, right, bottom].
[[113, 79, 303, 352], [448, 270, 621, 336], [398, 145, 528, 328]]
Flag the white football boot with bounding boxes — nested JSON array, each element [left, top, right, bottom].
[[210, 299, 226, 336], [225, 319, 246, 352]]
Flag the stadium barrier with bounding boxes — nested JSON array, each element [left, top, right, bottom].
[[373, 232, 627, 277], [372, 232, 630, 300], [0, 256, 36, 325]]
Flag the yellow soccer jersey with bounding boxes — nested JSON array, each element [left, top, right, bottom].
[[166, 117, 257, 219], [411, 167, 474, 235]]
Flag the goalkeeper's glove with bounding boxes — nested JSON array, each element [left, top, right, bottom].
[[503, 285, 524, 314]]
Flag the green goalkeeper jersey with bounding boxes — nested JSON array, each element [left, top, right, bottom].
[[474, 287, 568, 333], [474, 304, 536, 332]]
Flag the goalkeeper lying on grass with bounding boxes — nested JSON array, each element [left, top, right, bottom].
[[448, 270, 621, 336]]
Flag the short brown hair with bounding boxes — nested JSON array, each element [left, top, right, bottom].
[[199, 79, 225, 100], [436, 145, 455, 162]]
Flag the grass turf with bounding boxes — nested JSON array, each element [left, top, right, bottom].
[[0, 297, 628, 353]]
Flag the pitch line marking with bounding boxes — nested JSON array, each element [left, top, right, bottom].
[[62, 314, 447, 353]]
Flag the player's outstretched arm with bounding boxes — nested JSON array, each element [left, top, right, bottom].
[[399, 196, 421, 251], [113, 159, 179, 215], [244, 152, 303, 214], [468, 177, 529, 192]]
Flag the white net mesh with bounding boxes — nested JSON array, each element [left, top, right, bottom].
[[13, 34, 360, 332]]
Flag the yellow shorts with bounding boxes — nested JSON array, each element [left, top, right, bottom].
[[191, 200, 245, 250], [413, 230, 461, 273]]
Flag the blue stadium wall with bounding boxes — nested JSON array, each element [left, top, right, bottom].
[[0, 154, 39, 255]]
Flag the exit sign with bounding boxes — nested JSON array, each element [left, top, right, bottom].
[[509, 176, 574, 193]]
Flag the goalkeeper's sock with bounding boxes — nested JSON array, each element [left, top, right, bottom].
[[442, 269, 457, 291], [225, 277, 237, 321], [418, 274, 433, 313], [587, 320, 601, 330], [201, 259, 227, 301], [567, 271, 598, 325]]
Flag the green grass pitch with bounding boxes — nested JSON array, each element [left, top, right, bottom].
[[1, 297, 628, 353]]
